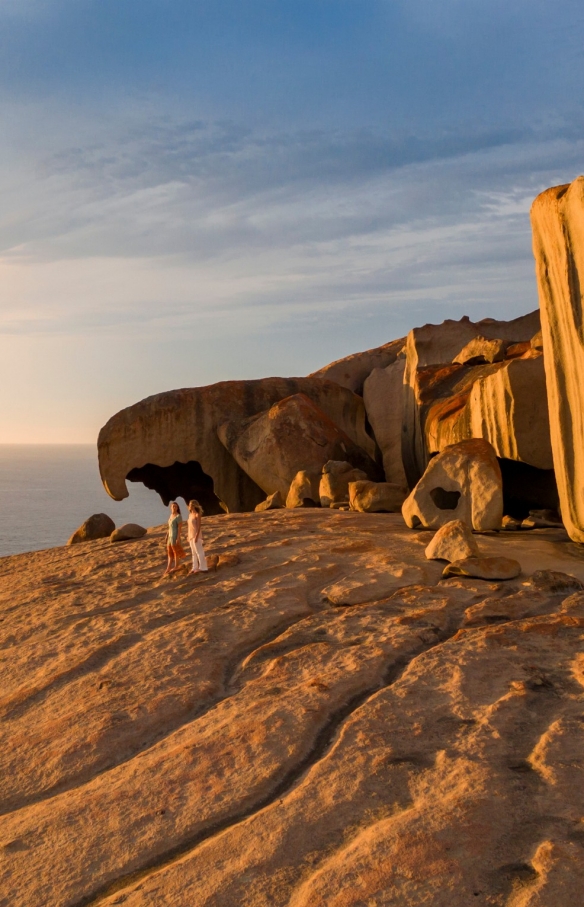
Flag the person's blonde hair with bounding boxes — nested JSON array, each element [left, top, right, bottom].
[[188, 499, 204, 516]]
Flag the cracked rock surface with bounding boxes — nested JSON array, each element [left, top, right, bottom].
[[1, 511, 584, 906]]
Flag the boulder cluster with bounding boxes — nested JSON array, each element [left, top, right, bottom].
[[96, 175, 584, 548]]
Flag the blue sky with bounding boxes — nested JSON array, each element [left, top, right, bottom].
[[1, 0, 583, 441]]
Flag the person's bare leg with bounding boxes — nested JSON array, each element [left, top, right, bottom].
[[163, 549, 174, 575]]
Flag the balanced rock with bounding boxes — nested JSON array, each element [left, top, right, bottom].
[[402, 439, 503, 531], [309, 336, 405, 395], [319, 460, 367, 508], [219, 393, 380, 500], [110, 523, 147, 542], [362, 359, 408, 488], [424, 519, 479, 562], [531, 176, 584, 543], [286, 470, 320, 508], [453, 336, 506, 365], [254, 491, 284, 512], [98, 377, 376, 516], [349, 480, 407, 513], [443, 556, 521, 580], [67, 513, 115, 545]]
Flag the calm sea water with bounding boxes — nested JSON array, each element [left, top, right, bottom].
[[0, 445, 170, 558]]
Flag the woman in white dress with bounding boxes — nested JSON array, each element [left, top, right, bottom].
[[187, 500, 208, 574]]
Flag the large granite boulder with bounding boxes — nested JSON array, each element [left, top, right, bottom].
[[319, 460, 368, 508], [402, 438, 503, 531], [67, 513, 115, 545], [362, 359, 408, 489], [531, 177, 584, 543], [218, 393, 381, 500], [308, 337, 405, 394], [98, 377, 377, 515], [401, 310, 542, 487]]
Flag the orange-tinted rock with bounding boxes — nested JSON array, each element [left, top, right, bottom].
[[219, 393, 381, 500], [67, 513, 115, 545], [254, 491, 284, 512], [443, 555, 521, 580], [362, 359, 408, 489], [531, 177, 584, 543], [402, 439, 503, 531], [348, 479, 406, 513], [424, 519, 479, 562], [402, 310, 541, 486], [319, 461, 367, 508], [286, 470, 321, 508], [309, 336, 405, 394], [98, 377, 376, 515], [110, 523, 147, 542]]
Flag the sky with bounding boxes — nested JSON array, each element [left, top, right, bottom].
[[1, 0, 583, 442]]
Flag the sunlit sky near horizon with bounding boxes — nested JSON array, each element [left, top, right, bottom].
[[1, 0, 584, 442]]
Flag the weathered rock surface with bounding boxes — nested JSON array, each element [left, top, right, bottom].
[[218, 393, 381, 500], [348, 479, 406, 513], [531, 177, 584, 543], [424, 519, 479, 562], [2, 511, 584, 906], [110, 523, 147, 542], [402, 311, 541, 486], [530, 569, 584, 594], [362, 358, 408, 488], [319, 460, 367, 508], [309, 336, 405, 394], [67, 512, 115, 545], [453, 335, 506, 365], [98, 377, 376, 515], [443, 555, 522, 580], [254, 491, 284, 512], [402, 438, 503, 531], [285, 470, 320, 508]]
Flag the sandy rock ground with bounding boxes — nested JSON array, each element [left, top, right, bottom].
[[1, 511, 583, 906]]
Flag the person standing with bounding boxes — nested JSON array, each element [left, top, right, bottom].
[[163, 501, 186, 575], [187, 499, 208, 574]]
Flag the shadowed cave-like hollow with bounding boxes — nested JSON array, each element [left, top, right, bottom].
[[127, 461, 227, 515], [498, 458, 559, 519]]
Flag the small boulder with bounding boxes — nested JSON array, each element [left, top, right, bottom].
[[424, 520, 479, 562], [530, 570, 584, 593], [286, 471, 320, 508], [349, 481, 407, 513], [402, 439, 503, 531], [453, 336, 506, 365], [442, 556, 521, 581], [68, 513, 115, 545], [319, 460, 367, 508], [110, 523, 147, 543], [255, 491, 284, 512], [521, 509, 563, 529], [501, 515, 522, 531]]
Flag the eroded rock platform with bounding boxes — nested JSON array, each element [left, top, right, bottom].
[[1, 512, 584, 906]]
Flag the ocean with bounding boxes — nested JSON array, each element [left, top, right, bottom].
[[0, 445, 170, 558]]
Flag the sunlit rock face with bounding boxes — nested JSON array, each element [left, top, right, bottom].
[[401, 310, 543, 489], [98, 377, 377, 514], [531, 176, 584, 544]]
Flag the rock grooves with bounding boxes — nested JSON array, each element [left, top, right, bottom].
[[1, 510, 584, 906]]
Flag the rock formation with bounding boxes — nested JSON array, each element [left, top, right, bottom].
[[362, 358, 408, 489], [218, 393, 381, 500], [402, 438, 503, 531], [254, 491, 284, 512], [531, 176, 584, 543], [98, 378, 377, 515], [348, 479, 406, 513], [319, 460, 367, 508], [424, 519, 479, 562], [110, 523, 147, 542], [67, 513, 115, 545], [285, 470, 321, 508], [401, 310, 542, 487], [309, 336, 405, 394]]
